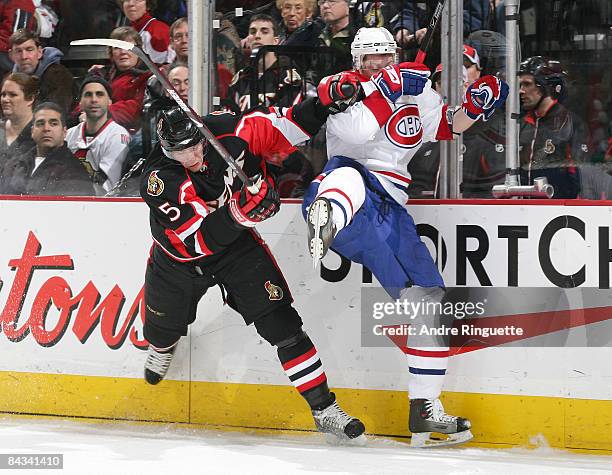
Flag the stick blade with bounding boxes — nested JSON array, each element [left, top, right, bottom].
[[70, 38, 135, 50]]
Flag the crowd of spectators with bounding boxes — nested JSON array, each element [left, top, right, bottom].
[[0, 0, 610, 199]]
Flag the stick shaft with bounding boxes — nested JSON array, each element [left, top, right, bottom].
[[415, 0, 447, 64], [135, 49, 253, 187]]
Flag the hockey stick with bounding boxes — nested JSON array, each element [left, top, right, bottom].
[[414, 0, 447, 64], [70, 38, 255, 189]]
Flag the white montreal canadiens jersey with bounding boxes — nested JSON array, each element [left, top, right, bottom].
[[66, 119, 131, 195], [326, 78, 451, 204]]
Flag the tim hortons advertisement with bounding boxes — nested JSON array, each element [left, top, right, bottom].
[[0, 199, 611, 397]]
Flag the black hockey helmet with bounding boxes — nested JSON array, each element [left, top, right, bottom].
[[157, 106, 203, 152], [518, 56, 567, 100]]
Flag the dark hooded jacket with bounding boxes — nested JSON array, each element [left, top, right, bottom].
[[14, 47, 75, 114]]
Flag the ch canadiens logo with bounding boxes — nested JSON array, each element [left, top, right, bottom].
[[385, 105, 423, 149]]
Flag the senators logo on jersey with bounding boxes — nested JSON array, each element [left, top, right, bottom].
[[147, 170, 165, 196], [264, 281, 283, 301], [385, 105, 423, 149]]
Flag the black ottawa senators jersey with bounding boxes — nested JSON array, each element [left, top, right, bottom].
[[140, 98, 328, 262], [519, 101, 591, 171]]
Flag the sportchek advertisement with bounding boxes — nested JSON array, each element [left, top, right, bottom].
[[0, 198, 611, 400]]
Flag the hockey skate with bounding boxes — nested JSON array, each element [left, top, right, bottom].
[[144, 344, 176, 385], [307, 197, 336, 269], [409, 398, 473, 448], [312, 393, 366, 443]]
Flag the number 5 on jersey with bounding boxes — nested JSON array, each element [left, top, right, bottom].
[[158, 202, 181, 222]]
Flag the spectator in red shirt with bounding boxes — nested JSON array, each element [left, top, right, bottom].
[[84, 26, 151, 133], [119, 0, 174, 64], [0, 0, 35, 77]]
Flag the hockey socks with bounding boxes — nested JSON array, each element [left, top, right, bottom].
[[277, 332, 366, 440], [278, 333, 333, 409], [406, 346, 449, 400], [399, 286, 450, 400], [315, 167, 365, 233]]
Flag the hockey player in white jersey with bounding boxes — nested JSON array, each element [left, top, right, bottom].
[[66, 76, 131, 195], [303, 27, 509, 447]]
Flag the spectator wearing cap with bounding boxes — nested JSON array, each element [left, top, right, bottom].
[[462, 44, 482, 84], [119, 0, 175, 65], [1, 102, 94, 196], [430, 49, 506, 198], [461, 47, 507, 198], [430, 63, 469, 98], [9, 29, 75, 115], [66, 76, 131, 196], [408, 64, 492, 198]]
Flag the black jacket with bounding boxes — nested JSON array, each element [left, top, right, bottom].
[[0, 143, 95, 196], [519, 101, 590, 198], [0, 119, 34, 184]]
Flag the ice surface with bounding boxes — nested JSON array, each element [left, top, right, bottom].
[[0, 417, 610, 474]]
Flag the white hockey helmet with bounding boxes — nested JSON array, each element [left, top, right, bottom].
[[351, 27, 398, 70]]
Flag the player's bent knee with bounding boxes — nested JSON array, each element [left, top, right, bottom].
[[322, 166, 366, 203], [253, 305, 304, 346]]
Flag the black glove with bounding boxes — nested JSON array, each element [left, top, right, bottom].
[[228, 174, 280, 228], [317, 72, 364, 114]]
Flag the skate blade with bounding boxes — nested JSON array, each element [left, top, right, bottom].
[[410, 429, 473, 448], [322, 432, 367, 447], [308, 199, 329, 269]]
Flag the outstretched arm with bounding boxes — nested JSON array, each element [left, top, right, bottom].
[[450, 108, 478, 134]]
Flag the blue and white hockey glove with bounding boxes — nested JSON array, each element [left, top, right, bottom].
[[462, 75, 509, 121], [372, 62, 431, 103]]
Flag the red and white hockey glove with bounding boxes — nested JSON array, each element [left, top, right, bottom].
[[317, 71, 363, 114], [372, 62, 430, 103], [228, 174, 280, 228], [462, 75, 509, 121]]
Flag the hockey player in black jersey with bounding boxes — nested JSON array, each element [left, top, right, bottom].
[[139, 76, 365, 441]]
